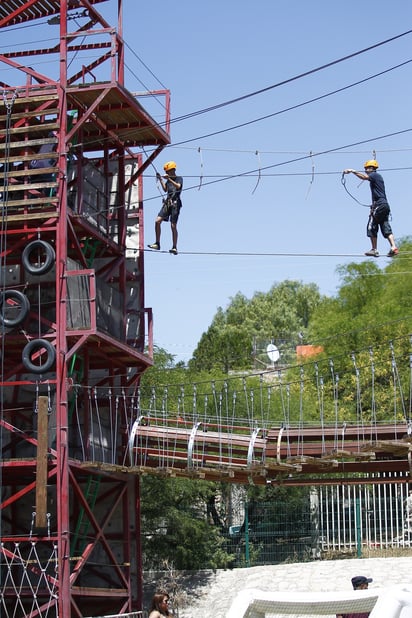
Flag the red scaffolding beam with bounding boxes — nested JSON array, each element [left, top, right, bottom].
[[0, 1, 170, 616]]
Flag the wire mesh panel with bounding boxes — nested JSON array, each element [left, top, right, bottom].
[[225, 476, 412, 567], [226, 498, 315, 566]]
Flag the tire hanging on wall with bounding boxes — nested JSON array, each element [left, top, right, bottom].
[[0, 289, 30, 327], [22, 240, 55, 276], [22, 339, 56, 374]]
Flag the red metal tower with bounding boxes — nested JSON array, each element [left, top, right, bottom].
[[0, 1, 170, 616]]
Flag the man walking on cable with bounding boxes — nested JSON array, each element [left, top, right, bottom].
[[148, 161, 183, 255], [343, 160, 398, 258]]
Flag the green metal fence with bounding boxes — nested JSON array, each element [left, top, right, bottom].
[[225, 498, 315, 566], [225, 479, 412, 567]]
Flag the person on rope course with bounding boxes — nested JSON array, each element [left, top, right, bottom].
[[29, 130, 58, 196], [148, 161, 183, 255], [343, 160, 398, 258], [336, 575, 373, 618]]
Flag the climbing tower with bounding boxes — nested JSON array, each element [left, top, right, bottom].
[[0, 1, 170, 616]]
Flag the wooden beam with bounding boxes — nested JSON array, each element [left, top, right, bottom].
[[35, 396, 48, 529]]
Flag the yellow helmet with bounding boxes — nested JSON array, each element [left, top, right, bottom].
[[163, 161, 177, 172], [364, 159, 379, 169]]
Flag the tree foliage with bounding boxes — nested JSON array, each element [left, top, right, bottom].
[[140, 476, 234, 570], [189, 281, 322, 372], [139, 239, 412, 570], [306, 237, 412, 422], [308, 238, 412, 353]]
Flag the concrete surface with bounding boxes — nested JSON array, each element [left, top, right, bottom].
[[166, 557, 412, 618]]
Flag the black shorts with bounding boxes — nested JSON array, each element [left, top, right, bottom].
[[158, 199, 182, 224], [367, 201, 392, 238]]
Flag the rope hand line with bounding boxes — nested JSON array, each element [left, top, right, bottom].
[[251, 150, 261, 195], [305, 151, 315, 200], [340, 172, 370, 207], [197, 146, 203, 191]]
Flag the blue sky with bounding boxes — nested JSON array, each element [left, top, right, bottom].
[[2, 1, 412, 363], [134, 0, 412, 363]]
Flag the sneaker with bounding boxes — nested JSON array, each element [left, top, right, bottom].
[[148, 242, 160, 250], [365, 249, 379, 257], [387, 247, 399, 257], [169, 247, 178, 255]]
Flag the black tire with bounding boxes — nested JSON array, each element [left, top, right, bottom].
[[22, 240, 55, 276], [22, 339, 56, 374], [0, 289, 30, 327]]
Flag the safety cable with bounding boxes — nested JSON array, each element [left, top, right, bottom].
[[87, 56, 412, 155], [251, 150, 261, 196], [0, 87, 16, 594], [45, 50, 412, 155], [4, 21, 412, 129], [141, 146, 165, 199], [340, 172, 370, 207], [168, 28, 412, 125], [139, 127, 412, 204], [144, 248, 412, 257], [171, 58, 412, 146]]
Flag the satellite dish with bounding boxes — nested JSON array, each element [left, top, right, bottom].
[[266, 343, 280, 363]]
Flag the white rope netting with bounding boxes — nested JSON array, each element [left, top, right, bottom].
[[0, 539, 58, 618]]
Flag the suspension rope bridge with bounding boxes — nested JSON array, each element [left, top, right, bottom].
[[42, 335, 412, 485]]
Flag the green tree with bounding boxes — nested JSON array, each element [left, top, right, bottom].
[[307, 238, 412, 422], [140, 476, 233, 570], [308, 238, 412, 354], [190, 281, 322, 372]]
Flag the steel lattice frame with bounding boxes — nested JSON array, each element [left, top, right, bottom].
[[0, 1, 170, 616]]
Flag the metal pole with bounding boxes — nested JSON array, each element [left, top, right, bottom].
[[244, 500, 250, 567], [356, 498, 362, 557]]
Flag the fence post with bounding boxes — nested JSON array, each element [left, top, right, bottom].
[[356, 498, 362, 557]]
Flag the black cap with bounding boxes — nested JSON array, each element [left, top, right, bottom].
[[351, 576, 372, 589]]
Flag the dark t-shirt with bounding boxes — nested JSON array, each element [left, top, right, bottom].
[[166, 175, 183, 203], [367, 171, 387, 203]]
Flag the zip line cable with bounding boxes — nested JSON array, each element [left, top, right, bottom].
[[166, 28, 412, 125], [3, 23, 412, 125], [122, 38, 168, 91], [174, 145, 412, 155], [4, 25, 410, 159], [141, 127, 412, 203], [106, 55, 412, 153], [6, 45, 404, 171], [170, 58, 412, 146], [144, 249, 412, 258]]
